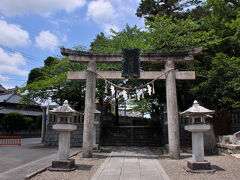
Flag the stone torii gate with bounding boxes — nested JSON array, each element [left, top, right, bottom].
[[61, 47, 202, 159]]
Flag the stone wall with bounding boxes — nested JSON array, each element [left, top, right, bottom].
[[44, 122, 84, 147], [44, 114, 101, 147], [213, 111, 240, 135], [231, 112, 240, 133], [179, 116, 192, 146]]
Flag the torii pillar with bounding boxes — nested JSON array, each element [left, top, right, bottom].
[[82, 61, 96, 157], [165, 61, 180, 159]]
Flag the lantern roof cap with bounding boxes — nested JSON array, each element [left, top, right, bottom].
[[180, 100, 215, 116], [49, 100, 78, 115]]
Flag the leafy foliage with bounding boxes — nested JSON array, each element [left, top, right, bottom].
[[21, 56, 86, 110], [136, 0, 204, 20], [27, 68, 45, 84], [128, 98, 157, 118], [91, 24, 151, 52], [146, 15, 215, 52], [1, 112, 33, 132], [193, 53, 240, 110]]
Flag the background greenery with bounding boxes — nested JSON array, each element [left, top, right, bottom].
[[0, 112, 40, 132]]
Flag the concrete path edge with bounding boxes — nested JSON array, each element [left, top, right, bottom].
[[24, 151, 80, 180]]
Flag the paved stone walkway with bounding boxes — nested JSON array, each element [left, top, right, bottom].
[[91, 147, 170, 180]]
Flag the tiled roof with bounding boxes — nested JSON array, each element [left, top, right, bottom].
[[0, 84, 7, 92], [0, 106, 42, 116], [0, 92, 40, 106], [0, 93, 13, 103], [6, 94, 21, 104]]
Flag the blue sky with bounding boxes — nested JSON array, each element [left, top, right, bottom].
[[0, 0, 144, 89]]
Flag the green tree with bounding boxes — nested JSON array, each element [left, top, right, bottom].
[[91, 24, 151, 52], [2, 112, 26, 132], [192, 53, 240, 111], [146, 15, 215, 52], [44, 56, 60, 67], [128, 98, 156, 118], [27, 68, 45, 84], [136, 0, 204, 20], [21, 56, 86, 110], [190, 0, 240, 111], [202, 0, 240, 56]]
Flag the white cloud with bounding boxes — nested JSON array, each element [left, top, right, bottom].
[[35, 31, 59, 51], [0, 84, 14, 89], [0, 48, 28, 76], [0, 75, 10, 81], [103, 24, 119, 35], [0, 0, 86, 16], [86, 0, 143, 34], [87, 0, 116, 23], [0, 20, 30, 47]]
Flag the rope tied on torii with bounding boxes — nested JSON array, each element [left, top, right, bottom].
[[86, 67, 175, 93]]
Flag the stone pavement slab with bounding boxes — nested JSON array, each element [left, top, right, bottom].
[[91, 147, 170, 180]]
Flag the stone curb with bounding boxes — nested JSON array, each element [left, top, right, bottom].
[[24, 151, 81, 180], [90, 151, 113, 180], [24, 165, 51, 180]]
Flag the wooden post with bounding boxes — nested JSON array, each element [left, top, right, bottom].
[[165, 61, 180, 159], [82, 61, 96, 158], [41, 106, 47, 144]]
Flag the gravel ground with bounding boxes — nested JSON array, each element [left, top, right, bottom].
[[151, 148, 240, 180], [31, 148, 112, 180], [30, 147, 240, 180]]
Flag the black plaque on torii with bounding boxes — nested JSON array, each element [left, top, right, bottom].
[[121, 48, 140, 78]]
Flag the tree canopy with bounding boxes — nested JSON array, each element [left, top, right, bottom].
[[136, 0, 204, 20], [21, 56, 87, 110]]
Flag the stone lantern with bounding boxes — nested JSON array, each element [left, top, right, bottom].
[[180, 100, 215, 173], [94, 109, 101, 149], [48, 100, 78, 171]]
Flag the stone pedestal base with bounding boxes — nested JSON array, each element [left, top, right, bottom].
[[93, 144, 99, 150], [186, 160, 215, 173], [49, 159, 75, 171]]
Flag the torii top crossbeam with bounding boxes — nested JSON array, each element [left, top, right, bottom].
[[61, 47, 202, 63]]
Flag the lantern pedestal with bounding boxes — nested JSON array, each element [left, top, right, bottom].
[[185, 124, 215, 173], [49, 124, 77, 171]]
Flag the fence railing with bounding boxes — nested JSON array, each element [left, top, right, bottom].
[[0, 136, 21, 146]]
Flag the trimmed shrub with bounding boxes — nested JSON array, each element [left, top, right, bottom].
[[2, 112, 26, 132], [24, 117, 34, 129], [36, 115, 42, 129]]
